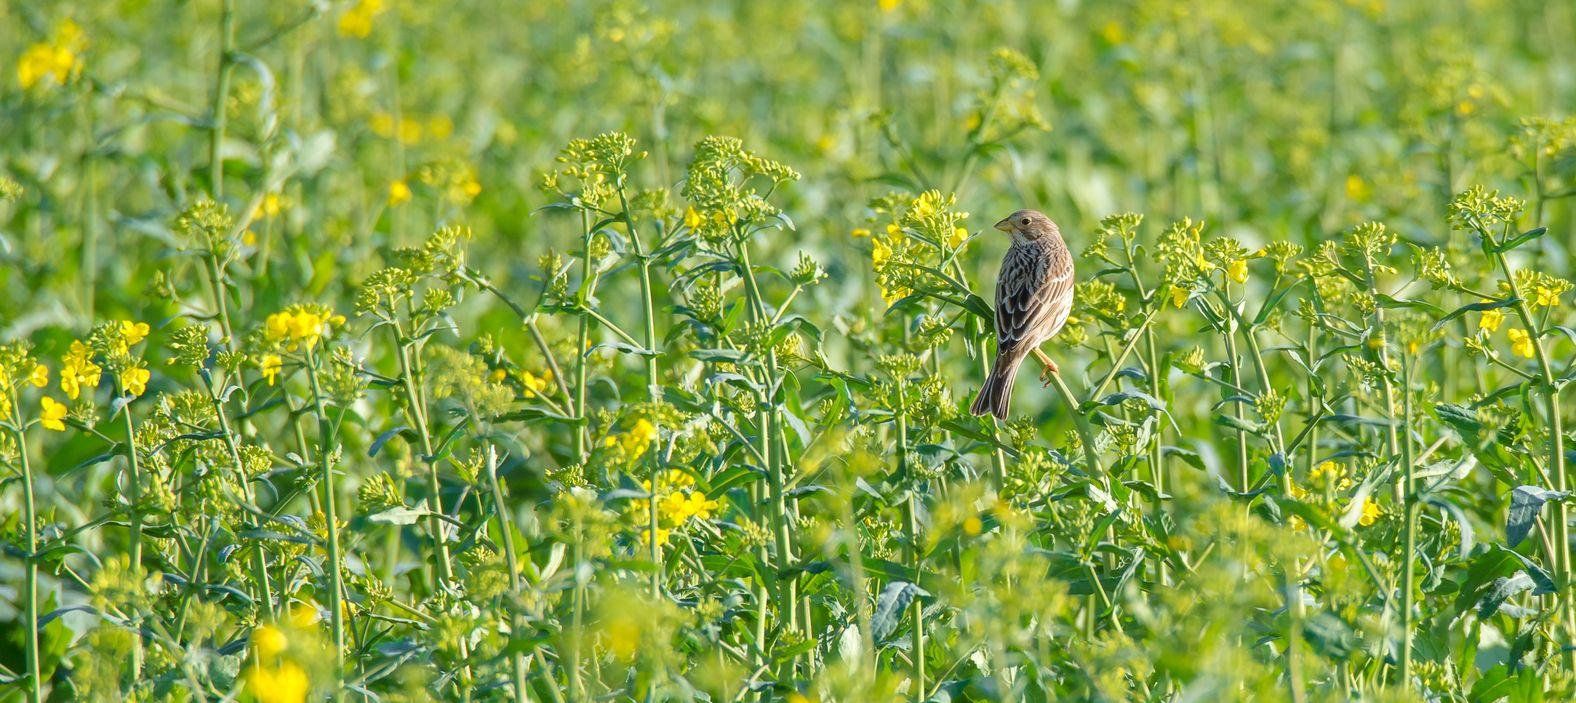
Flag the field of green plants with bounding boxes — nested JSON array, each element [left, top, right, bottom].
[[5, 0, 1576, 701]]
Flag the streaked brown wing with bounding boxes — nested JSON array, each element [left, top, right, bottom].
[[996, 249, 1074, 352]]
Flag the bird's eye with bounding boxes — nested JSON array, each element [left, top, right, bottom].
[[1020, 218, 1030, 225]]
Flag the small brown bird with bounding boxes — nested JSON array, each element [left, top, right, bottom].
[[970, 209, 1075, 420]]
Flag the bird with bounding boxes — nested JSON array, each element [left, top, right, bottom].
[[969, 209, 1075, 421]]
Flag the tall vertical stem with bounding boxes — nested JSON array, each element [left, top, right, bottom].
[[486, 445, 531, 702], [304, 348, 346, 683], [17, 423, 42, 703], [208, 0, 236, 199]]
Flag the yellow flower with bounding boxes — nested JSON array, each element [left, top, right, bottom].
[[260, 354, 282, 386], [1509, 327, 1536, 358], [61, 340, 101, 400], [1479, 305, 1504, 332], [122, 366, 150, 397], [948, 226, 968, 248], [40, 396, 67, 431], [639, 527, 670, 548], [18, 20, 86, 91], [684, 207, 703, 229], [1168, 285, 1189, 308], [337, 0, 384, 38], [245, 661, 310, 703], [851, 227, 870, 239], [387, 180, 412, 206], [253, 193, 285, 220], [289, 603, 319, 628], [962, 515, 983, 536], [621, 418, 657, 458], [871, 238, 894, 269], [27, 364, 48, 388], [1345, 174, 1371, 202], [265, 307, 337, 352], [878, 0, 901, 12], [1535, 285, 1563, 308], [1226, 259, 1248, 284], [252, 625, 289, 660], [521, 370, 552, 398], [119, 320, 151, 347], [1358, 498, 1381, 527]]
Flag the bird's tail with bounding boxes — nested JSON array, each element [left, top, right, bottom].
[[970, 348, 1024, 420]]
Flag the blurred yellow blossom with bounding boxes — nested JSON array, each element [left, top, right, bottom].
[[245, 660, 309, 703], [1509, 328, 1535, 358], [261, 354, 282, 386], [1168, 285, 1188, 308], [1478, 305, 1503, 332], [1359, 498, 1381, 527], [521, 370, 553, 398], [122, 366, 150, 397], [40, 396, 67, 431], [388, 180, 412, 206], [252, 625, 288, 660], [18, 20, 86, 91], [119, 320, 150, 348], [337, 0, 385, 38], [948, 226, 968, 248], [1226, 259, 1248, 284], [27, 364, 48, 388]]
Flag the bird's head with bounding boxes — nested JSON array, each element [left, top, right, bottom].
[[994, 209, 1060, 244]]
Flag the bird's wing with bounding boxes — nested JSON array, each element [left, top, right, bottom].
[[996, 250, 1074, 352]]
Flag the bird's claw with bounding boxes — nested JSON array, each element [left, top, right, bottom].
[[1039, 359, 1059, 387]]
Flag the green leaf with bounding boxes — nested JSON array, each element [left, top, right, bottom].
[[1506, 485, 1568, 548], [871, 581, 924, 643], [1491, 226, 1547, 254], [1431, 297, 1521, 333]]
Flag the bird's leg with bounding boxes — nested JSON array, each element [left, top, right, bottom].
[[1034, 348, 1059, 386]]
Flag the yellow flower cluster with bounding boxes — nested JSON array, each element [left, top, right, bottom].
[[521, 369, 554, 398], [260, 354, 284, 386], [387, 180, 412, 206], [265, 305, 345, 352], [1478, 304, 1503, 332], [1226, 258, 1249, 284], [18, 20, 86, 90], [1508, 328, 1535, 359], [605, 418, 657, 460], [40, 396, 67, 431], [370, 112, 454, 146], [60, 341, 102, 400], [631, 469, 721, 547], [336, 0, 386, 39], [246, 623, 310, 703]]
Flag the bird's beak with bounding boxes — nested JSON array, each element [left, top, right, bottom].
[[993, 217, 1013, 232]]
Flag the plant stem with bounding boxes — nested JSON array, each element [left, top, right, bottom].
[[1398, 352, 1417, 690], [391, 324, 456, 590], [122, 381, 146, 678], [17, 422, 42, 703], [484, 444, 531, 702], [208, 0, 235, 198], [304, 347, 346, 685]]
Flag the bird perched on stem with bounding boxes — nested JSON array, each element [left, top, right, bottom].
[[969, 209, 1074, 420]]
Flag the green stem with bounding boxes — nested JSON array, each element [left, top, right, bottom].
[[304, 347, 346, 685], [391, 324, 456, 589], [122, 381, 146, 678], [208, 0, 235, 198], [1398, 353, 1417, 690], [17, 421, 42, 703], [485, 444, 531, 703]]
